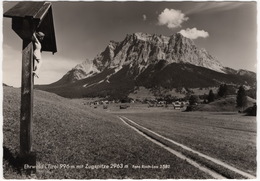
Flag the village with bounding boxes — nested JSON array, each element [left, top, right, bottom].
[[86, 98, 191, 110]]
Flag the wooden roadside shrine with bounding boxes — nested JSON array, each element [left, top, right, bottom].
[[4, 1, 57, 172]]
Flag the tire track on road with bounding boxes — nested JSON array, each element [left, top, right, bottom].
[[118, 116, 226, 179], [119, 116, 256, 179]]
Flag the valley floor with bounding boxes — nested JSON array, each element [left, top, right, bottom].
[[2, 87, 257, 179], [112, 108, 256, 177]]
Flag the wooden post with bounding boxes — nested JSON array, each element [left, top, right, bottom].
[[18, 19, 36, 174], [20, 39, 34, 155]]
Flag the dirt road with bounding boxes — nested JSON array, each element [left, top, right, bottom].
[[118, 115, 256, 179]]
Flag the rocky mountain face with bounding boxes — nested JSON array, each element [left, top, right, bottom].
[[38, 32, 256, 99], [60, 32, 224, 84]]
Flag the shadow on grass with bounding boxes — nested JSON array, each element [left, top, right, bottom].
[[3, 147, 23, 174], [209, 112, 238, 116]]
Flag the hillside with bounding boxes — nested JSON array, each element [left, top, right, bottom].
[[3, 87, 209, 179], [37, 62, 256, 99], [195, 96, 256, 112]]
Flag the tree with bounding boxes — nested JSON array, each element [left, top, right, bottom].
[[236, 85, 247, 111], [207, 90, 215, 103], [189, 95, 199, 105], [223, 84, 228, 97], [218, 84, 228, 97]]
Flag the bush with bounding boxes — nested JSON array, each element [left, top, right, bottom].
[[244, 104, 256, 116], [185, 105, 196, 112]]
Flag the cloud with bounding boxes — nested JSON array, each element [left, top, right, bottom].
[[158, 8, 188, 29], [186, 2, 242, 15], [179, 28, 209, 39], [143, 14, 147, 21]]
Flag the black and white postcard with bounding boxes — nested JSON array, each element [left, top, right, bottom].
[[2, 1, 257, 179]]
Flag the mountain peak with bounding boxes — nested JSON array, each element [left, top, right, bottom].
[[64, 32, 226, 83], [132, 32, 171, 44], [133, 32, 149, 38]]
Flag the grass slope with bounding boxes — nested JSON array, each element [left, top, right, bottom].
[[196, 95, 256, 112], [3, 87, 209, 179]]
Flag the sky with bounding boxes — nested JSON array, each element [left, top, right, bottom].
[[1, 1, 257, 87]]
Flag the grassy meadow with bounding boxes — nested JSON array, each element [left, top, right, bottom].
[[3, 86, 211, 179], [115, 109, 256, 176]]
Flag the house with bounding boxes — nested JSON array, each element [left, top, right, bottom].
[[173, 101, 181, 110]]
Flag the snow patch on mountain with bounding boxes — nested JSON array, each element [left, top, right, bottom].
[[83, 80, 104, 88], [71, 59, 100, 80]]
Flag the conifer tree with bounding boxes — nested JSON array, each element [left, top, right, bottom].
[[218, 84, 228, 97], [208, 90, 215, 103], [236, 85, 247, 110]]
